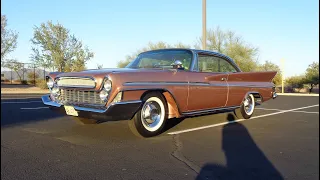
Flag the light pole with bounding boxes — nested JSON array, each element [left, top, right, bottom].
[[202, 0, 206, 50]]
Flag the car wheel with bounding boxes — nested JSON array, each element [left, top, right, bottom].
[[240, 94, 255, 119], [130, 92, 168, 137]]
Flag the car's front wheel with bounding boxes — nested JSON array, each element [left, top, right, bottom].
[[239, 94, 256, 119], [130, 92, 168, 137]]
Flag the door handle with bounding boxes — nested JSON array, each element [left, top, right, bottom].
[[221, 77, 227, 81]]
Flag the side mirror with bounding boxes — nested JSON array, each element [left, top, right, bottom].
[[173, 60, 184, 70]]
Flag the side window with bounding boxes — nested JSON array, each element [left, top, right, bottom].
[[198, 55, 237, 73], [198, 55, 219, 72], [219, 58, 238, 72]]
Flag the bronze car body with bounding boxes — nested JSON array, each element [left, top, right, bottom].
[[42, 49, 277, 135]]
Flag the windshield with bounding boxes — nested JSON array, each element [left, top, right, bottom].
[[126, 50, 193, 70]]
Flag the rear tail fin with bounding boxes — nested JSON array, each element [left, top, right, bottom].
[[227, 71, 278, 82]]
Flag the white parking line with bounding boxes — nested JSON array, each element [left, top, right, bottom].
[[20, 107, 49, 110], [168, 104, 319, 135], [292, 111, 319, 114], [1, 101, 42, 104], [257, 108, 319, 114]]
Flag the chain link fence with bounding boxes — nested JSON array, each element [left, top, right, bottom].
[[1, 62, 49, 85]]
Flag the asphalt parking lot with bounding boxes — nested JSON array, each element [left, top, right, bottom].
[[1, 94, 319, 180]]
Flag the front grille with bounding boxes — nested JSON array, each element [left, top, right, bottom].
[[58, 89, 105, 106], [57, 77, 95, 88]]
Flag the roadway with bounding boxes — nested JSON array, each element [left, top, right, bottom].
[[1, 94, 319, 180]]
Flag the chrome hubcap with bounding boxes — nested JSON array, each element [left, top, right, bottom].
[[142, 101, 161, 128], [244, 96, 254, 115]]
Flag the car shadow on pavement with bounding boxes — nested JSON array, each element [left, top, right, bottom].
[[196, 113, 284, 180], [1, 98, 64, 127]]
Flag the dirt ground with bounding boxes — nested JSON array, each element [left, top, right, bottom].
[[1, 84, 49, 94]]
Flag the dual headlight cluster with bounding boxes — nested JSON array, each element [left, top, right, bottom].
[[100, 79, 112, 101], [46, 77, 60, 98]]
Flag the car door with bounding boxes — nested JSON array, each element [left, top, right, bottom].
[[187, 54, 229, 111]]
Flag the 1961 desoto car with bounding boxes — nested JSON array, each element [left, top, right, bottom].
[[42, 48, 277, 137]]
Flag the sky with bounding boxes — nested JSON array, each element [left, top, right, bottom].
[[1, 0, 319, 77]]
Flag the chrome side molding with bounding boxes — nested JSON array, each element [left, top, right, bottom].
[[182, 105, 240, 116]]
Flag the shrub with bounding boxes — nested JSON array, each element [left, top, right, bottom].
[[27, 72, 39, 85], [285, 75, 306, 92], [1, 79, 10, 83], [28, 80, 36, 85], [20, 80, 28, 85], [35, 79, 48, 89]]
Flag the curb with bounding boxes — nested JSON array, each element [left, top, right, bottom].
[[277, 93, 319, 96]]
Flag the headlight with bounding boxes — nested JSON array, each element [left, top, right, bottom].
[[51, 85, 60, 97], [103, 80, 112, 91], [46, 78, 54, 89], [99, 90, 109, 101]]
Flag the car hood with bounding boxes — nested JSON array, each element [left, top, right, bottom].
[[55, 68, 172, 79]]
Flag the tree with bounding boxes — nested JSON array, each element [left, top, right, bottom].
[[285, 75, 306, 92], [257, 61, 282, 85], [117, 41, 191, 68], [30, 21, 94, 72], [117, 41, 171, 68], [4, 59, 26, 82], [27, 70, 40, 85], [304, 62, 319, 93], [195, 27, 259, 72], [173, 42, 191, 48], [1, 15, 18, 65], [96, 64, 103, 69]]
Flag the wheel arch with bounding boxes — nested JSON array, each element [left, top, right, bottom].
[[140, 89, 182, 119], [243, 91, 263, 103]]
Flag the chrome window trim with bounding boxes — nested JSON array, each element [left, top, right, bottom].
[[192, 49, 242, 72], [195, 52, 241, 73], [190, 50, 198, 71]]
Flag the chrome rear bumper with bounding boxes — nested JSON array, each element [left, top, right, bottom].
[[272, 92, 278, 99]]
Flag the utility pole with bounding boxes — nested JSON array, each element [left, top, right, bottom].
[[34, 64, 36, 86], [281, 59, 285, 93], [202, 0, 206, 50]]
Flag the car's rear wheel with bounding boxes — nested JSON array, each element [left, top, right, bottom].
[[129, 92, 168, 137], [239, 94, 255, 119]]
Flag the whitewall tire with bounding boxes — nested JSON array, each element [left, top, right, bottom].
[[130, 92, 168, 137], [240, 94, 255, 119]]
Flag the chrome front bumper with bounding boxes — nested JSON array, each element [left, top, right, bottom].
[[42, 95, 142, 120], [272, 92, 278, 99]]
